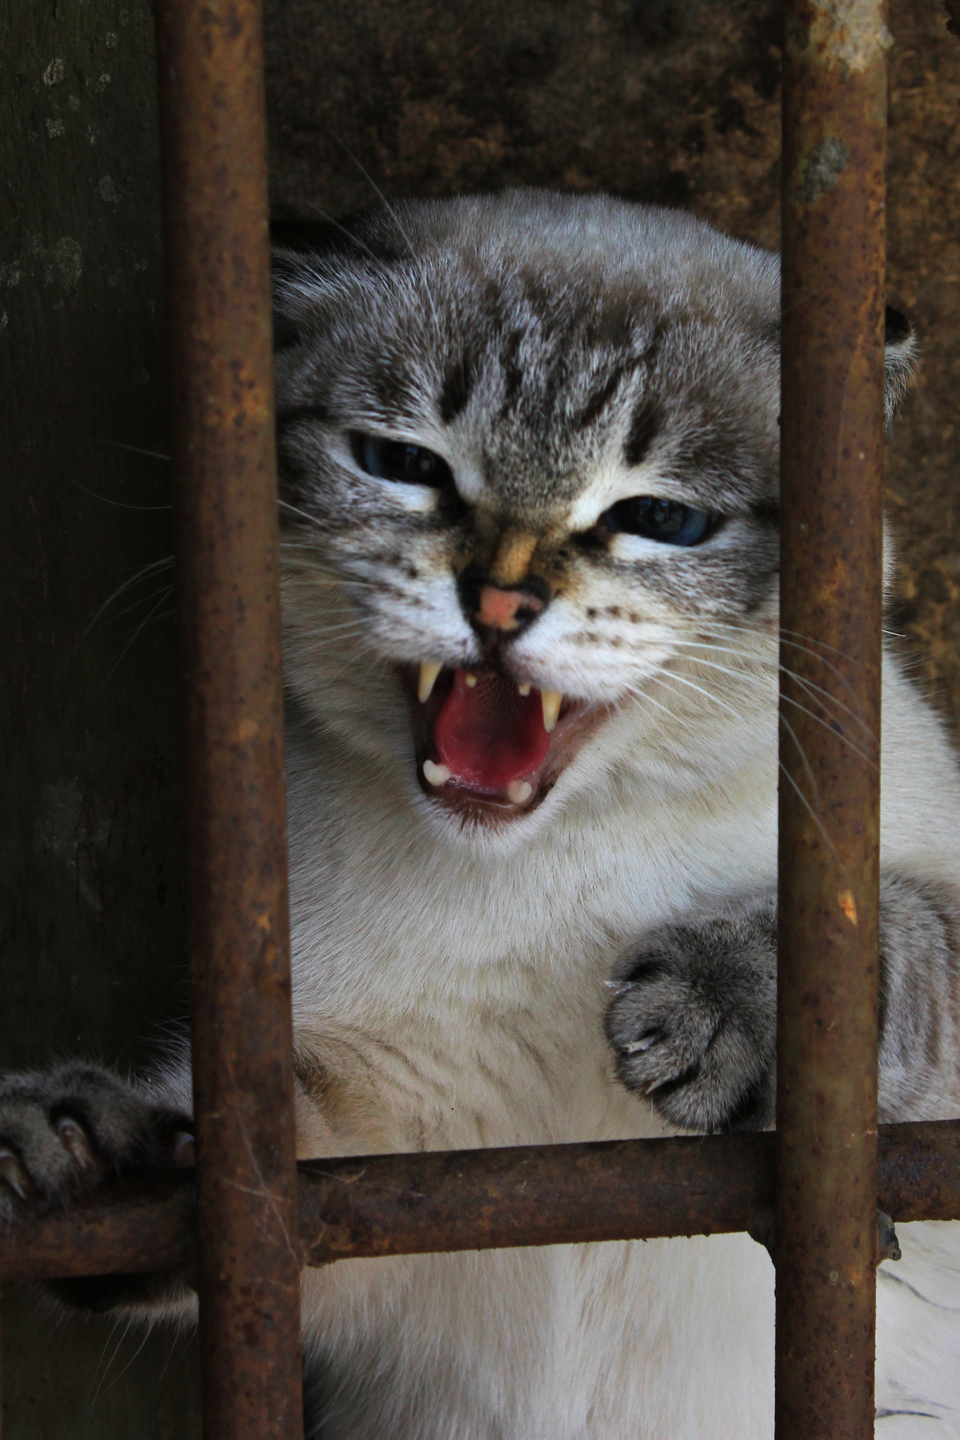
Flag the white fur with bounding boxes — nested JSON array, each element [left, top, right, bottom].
[[243, 195, 959, 1433], [268, 648, 960, 1438]]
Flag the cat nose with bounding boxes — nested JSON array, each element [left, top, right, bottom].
[[473, 582, 546, 635]]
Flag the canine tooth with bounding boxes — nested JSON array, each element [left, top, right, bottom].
[[541, 689, 562, 733], [465, 672, 478, 688], [517, 683, 532, 696], [418, 661, 442, 704], [423, 760, 451, 787], [506, 780, 533, 805]]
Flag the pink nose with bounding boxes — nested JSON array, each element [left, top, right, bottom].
[[475, 584, 545, 633]]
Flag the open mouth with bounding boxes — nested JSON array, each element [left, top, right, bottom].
[[402, 663, 611, 823]]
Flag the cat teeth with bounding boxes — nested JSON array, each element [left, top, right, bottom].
[[418, 661, 443, 704], [541, 689, 562, 733], [423, 760, 451, 787], [465, 673, 478, 687], [517, 683, 532, 696], [506, 780, 533, 805]]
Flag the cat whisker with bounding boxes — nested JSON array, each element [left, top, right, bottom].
[[777, 626, 867, 666], [616, 681, 694, 732], [293, 605, 368, 618], [780, 667, 877, 741], [102, 588, 176, 684], [692, 617, 864, 673], [658, 662, 850, 860], [322, 130, 446, 343], [681, 639, 875, 741], [778, 707, 825, 814], [64, 473, 172, 511], [656, 668, 757, 730], [280, 557, 382, 589], [109, 585, 179, 624], [278, 497, 328, 530], [285, 628, 373, 657], [776, 755, 843, 865], [667, 650, 878, 756], [694, 620, 870, 718], [96, 439, 171, 463], [282, 199, 385, 268], [79, 556, 175, 645], [294, 617, 373, 638]]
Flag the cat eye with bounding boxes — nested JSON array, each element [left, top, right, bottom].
[[601, 495, 718, 547], [354, 434, 453, 489]]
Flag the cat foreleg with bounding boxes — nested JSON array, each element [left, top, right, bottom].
[[0, 1060, 196, 1312], [604, 896, 778, 1133], [604, 876, 960, 1134]]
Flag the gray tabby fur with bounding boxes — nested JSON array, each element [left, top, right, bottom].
[[2, 190, 960, 1438]]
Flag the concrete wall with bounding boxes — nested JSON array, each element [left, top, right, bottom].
[[3, 1, 959, 1433]]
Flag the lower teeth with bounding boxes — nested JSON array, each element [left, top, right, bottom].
[[423, 763, 534, 807], [423, 760, 451, 787], [506, 780, 533, 805]]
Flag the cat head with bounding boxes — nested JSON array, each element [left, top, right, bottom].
[[273, 190, 915, 841]]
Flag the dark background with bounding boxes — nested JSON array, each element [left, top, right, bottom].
[[3, 1, 959, 1433]]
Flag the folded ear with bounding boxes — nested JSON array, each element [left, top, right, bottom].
[[884, 304, 917, 424], [270, 221, 350, 349], [270, 210, 401, 349]]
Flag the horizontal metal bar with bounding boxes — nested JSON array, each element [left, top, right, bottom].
[[5, 1120, 959, 1284]]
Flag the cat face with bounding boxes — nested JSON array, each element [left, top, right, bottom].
[[273, 190, 911, 836]]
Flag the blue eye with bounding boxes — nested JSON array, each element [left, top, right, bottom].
[[602, 496, 718, 546], [355, 435, 452, 488]]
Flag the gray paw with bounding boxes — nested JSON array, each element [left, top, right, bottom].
[[0, 1062, 193, 1216], [0, 1063, 194, 1309], [604, 901, 777, 1133]]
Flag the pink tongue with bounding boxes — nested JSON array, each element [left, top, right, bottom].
[[435, 670, 549, 791]]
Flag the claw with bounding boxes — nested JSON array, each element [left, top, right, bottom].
[[56, 1114, 97, 1170], [623, 1028, 663, 1055], [0, 1146, 30, 1201], [172, 1130, 195, 1167]]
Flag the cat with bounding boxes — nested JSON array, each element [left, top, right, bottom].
[[3, 189, 960, 1438]]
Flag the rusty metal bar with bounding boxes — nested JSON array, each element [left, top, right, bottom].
[[778, 3, 889, 1437], [153, 0, 303, 1436], [5, 1120, 960, 1283]]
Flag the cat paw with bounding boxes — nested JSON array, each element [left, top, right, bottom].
[[0, 1063, 194, 1311], [604, 903, 777, 1133]]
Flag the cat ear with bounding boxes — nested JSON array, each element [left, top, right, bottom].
[[271, 255, 308, 349], [763, 303, 916, 426], [883, 304, 917, 422], [269, 210, 397, 349], [270, 217, 374, 348], [270, 222, 345, 349]]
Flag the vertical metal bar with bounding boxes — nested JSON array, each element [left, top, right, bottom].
[[777, 3, 888, 1437], [153, 2, 304, 1436]]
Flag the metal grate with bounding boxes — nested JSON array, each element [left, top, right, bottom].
[[4, 2, 959, 1438]]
